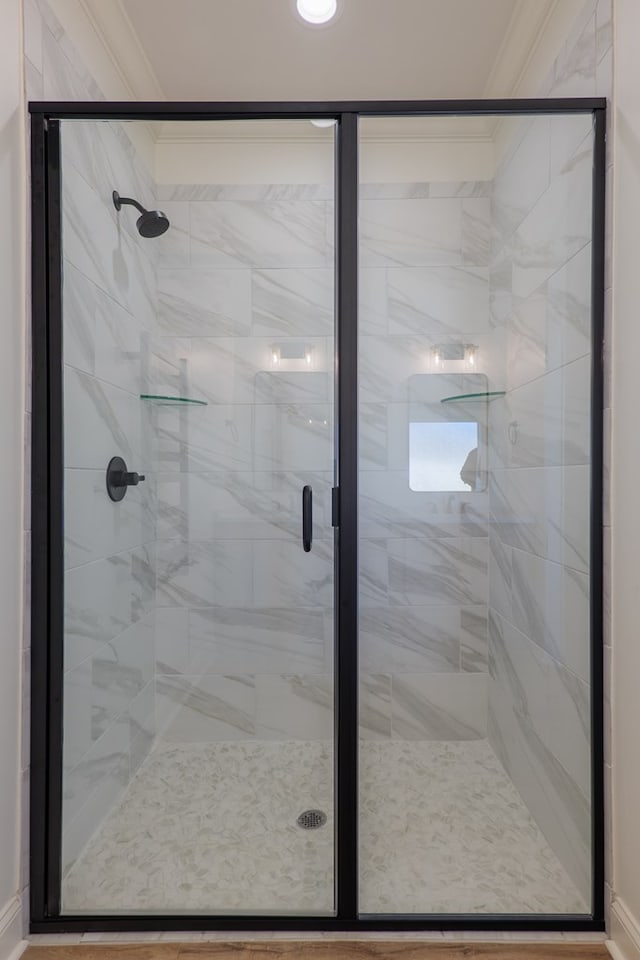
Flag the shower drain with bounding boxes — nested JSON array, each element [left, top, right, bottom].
[[297, 809, 327, 830]]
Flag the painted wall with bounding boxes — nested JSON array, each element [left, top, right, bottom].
[[0, 0, 25, 953]]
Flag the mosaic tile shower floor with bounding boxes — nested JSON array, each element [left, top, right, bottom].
[[62, 739, 587, 915]]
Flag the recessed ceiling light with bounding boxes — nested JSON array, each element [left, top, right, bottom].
[[296, 0, 338, 25]]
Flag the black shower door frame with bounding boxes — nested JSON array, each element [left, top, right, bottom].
[[29, 97, 606, 933]]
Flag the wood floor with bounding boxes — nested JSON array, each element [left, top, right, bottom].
[[23, 942, 610, 960]]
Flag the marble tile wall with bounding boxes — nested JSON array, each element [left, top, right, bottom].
[[357, 180, 493, 740], [59, 114, 159, 873], [486, 0, 612, 905], [151, 182, 337, 743], [152, 180, 493, 744]]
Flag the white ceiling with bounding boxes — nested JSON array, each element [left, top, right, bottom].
[[120, 0, 526, 101]]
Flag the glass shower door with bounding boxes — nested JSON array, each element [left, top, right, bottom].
[[357, 113, 595, 916], [58, 118, 336, 915]]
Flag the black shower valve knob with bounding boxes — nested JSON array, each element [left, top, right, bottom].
[[106, 456, 146, 501], [122, 470, 146, 486]]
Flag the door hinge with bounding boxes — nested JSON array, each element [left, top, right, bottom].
[[332, 487, 340, 527]]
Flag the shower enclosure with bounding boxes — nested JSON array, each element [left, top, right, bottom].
[[30, 99, 605, 931]]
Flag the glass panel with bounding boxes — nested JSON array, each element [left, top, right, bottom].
[[59, 118, 336, 915], [358, 113, 594, 915]]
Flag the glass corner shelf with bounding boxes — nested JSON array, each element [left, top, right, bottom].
[[440, 390, 506, 404], [140, 394, 208, 406]]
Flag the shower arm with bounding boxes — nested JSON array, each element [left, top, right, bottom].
[[112, 191, 146, 215]]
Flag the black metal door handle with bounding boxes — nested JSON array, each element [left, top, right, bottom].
[[302, 485, 312, 552]]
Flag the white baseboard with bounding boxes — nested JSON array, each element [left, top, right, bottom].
[[0, 897, 26, 960], [608, 898, 640, 960]]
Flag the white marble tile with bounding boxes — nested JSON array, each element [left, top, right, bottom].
[[253, 403, 333, 471], [64, 467, 154, 571], [42, 21, 103, 101], [360, 605, 461, 674], [359, 198, 463, 267], [359, 539, 390, 606], [155, 539, 253, 608], [252, 268, 334, 337], [360, 471, 488, 540], [187, 606, 326, 675], [157, 268, 252, 337], [62, 716, 129, 832], [63, 121, 156, 231], [254, 369, 331, 405], [392, 672, 487, 739], [154, 403, 254, 473], [462, 198, 491, 266], [490, 466, 551, 559], [488, 531, 512, 622], [64, 365, 142, 470], [546, 464, 590, 574], [63, 609, 154, 770], [510, 547, 590, 684], [156, 470, 332, 542], [488, 680, 591, 905], [64, 545, 155, 673], [159, 184, 333, 202], [359, 336, 436, 403], [550, 12, 596, 98], [511, 144, 592, 301], [387, 265, 489, 337], [189, 201, 330, 269], [549, 114, 594, 181], [61, 759, 128, 877], [359, 403, 388, 470], [156, 675, 256, 742], [492, 116, 550, 242], [253, 539, 333, 607], [359, 674, 391, 739], [387, 537, 488, 606], [156, 202, 190, 267], [91, 616, 155, 743], [256, 675, 333, 740], [24, 0, 43, 71], [460, 605, 489, 672], [359, 268, 389, 335], [154, 608, 190, 675], [546, 243, 592, 370], [505, 290, 547, 391], [507, 357, 590, 469], [596, 0, 613, 64], [162, 337, 328, 406], [62, 260, 96, 375], [596, 43, 612, 101], [25, 56, 44, 99], [129, 679, 156, 775]]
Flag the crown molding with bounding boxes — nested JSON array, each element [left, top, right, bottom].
[[482, 0, 558, 99], [76, 0, 164, 100]]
